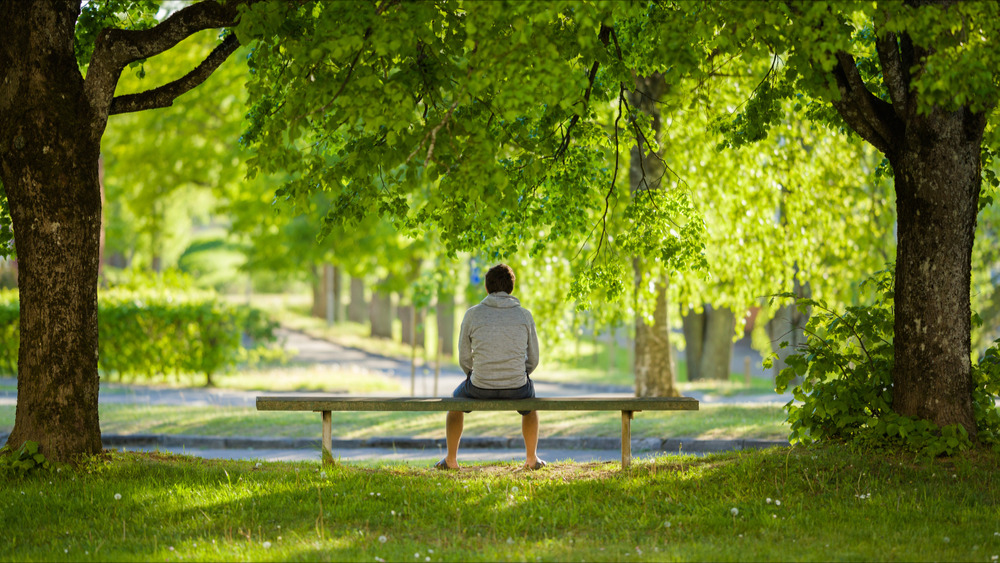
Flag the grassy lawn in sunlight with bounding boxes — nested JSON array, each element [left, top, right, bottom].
[[2, 445, 998, 561]]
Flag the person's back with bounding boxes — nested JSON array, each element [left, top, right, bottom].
[[438, 263, 545, 471], [459, 291, 539, 390]]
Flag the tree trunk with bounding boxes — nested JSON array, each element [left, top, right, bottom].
[[633, 270, 679, 397], [0, 3, 104, 460], [889, 109, 982, 438], [698, 305, 735, 381], [310, 264, 325, 318], [766, 276, 811, 380], [399, 304, 425, 349], [629, 73, 678, 398], [348, 276, 367, 323], [370, 289, 393, 339], [683, 305, 736, 381], [681, 307, 705, 381], [436, 291, 455, 356]]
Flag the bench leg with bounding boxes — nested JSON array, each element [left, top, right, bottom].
[[621, 410, 633, 468], [322, 410, 333, 465]]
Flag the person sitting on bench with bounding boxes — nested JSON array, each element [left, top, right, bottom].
[[436, 263, 544, 470]]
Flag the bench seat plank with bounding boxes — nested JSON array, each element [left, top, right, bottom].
[[256, 395, 699, 412]]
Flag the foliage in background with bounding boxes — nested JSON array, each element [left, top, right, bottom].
[[0, 273, 281, 384], [770, 267, 1000, 457]]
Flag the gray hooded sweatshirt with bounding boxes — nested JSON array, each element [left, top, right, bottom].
[[458, 292, 540, 389]]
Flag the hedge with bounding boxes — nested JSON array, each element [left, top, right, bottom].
[[0, 288, 279, 385]]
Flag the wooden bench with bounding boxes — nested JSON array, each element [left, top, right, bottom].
[[255, 395, 699, 468]]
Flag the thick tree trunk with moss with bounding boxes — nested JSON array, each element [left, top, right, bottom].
[[629, 73, 679, 398], [828, 28, 987, 437], [0, 1, 244, 461], [889, 110, 981, 437], [0, 3, 104, 460]]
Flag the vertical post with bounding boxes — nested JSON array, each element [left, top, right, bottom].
[[621, 410, 634, 469], [325, 263, 335, 326], [410, 306, 417, 397], [435, 336, 442, 396], [322, 411, 333, 465]]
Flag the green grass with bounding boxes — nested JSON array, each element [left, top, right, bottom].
[[2, 445, 1000, 561], [0, 403, 789, 441]]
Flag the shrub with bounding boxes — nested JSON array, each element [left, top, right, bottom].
[[0, 284, 281, 385], [768, 265, 1000, 457]]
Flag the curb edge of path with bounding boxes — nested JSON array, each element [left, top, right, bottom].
[[0, 432, 789, 454]]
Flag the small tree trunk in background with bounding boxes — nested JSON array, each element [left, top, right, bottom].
[[681, 307, 705, 381], [399, 304, 425, 349], [698, 305, 735, 381], [311, 264, 325, 319], [436, 291, 455, 356], [348, 276, 367, 323], [370, 289, 393, 339], [633, 263, 679, 397], [683, 305, 736, 381], [766, 276, 811, 380], [322, 263, 342, 324]]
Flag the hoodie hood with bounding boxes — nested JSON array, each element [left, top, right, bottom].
[[481, 291, 521, 309]]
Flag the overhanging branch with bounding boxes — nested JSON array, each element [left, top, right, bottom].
[[830, 51, 900, 155], [84, 0, 253, 127], [109, 33, 240, 115], [875, 30, 909, 118]]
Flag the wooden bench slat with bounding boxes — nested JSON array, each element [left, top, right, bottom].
[[256, 395, 699, 412]]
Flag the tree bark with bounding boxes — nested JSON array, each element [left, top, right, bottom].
[[698, 305, 735, 381], [399, 304, 425, 348], [436, 291, 455, 356], [311, 265, 325, 318], [629, 73, 679, 397], [348, 276, 367, 323], [889, 109, 981, 437], [683, 305, 736, 381], [827, 25, 986, 437], [0, 0, 246, 461], [681, 307, 705, 381], [370, 289, 393, 339], [1, 2, 104, 460]]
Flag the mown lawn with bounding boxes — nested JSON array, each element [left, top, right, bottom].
[[1, 445, 998, 561]]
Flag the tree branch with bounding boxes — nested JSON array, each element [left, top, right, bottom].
[[875, 30, 909, 118], [109, 33, 240, 115], [830, 51, 900, 155], [85, 0, 253, 127]]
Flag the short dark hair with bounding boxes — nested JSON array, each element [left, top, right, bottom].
[[485, 263, 515, 294]]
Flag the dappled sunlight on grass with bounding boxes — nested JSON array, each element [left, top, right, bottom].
[[4, 446, 999, 561], [213, 365, 406, 393]]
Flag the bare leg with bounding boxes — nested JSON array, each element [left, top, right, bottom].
[[522, 410, 540, 467], [444, 411, 464, 468]]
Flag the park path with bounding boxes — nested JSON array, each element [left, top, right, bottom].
[[0, 327, 786, 408]]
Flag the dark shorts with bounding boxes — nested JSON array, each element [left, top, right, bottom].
[[452, 377, 535, 416]]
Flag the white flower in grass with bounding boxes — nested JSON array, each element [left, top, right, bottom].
[[320, 472, 327, 479], [414, 553, 420, 558], [255, 463, 261, 468], [664, 522, 671, 528], [766, 498, 772, 504], [730, 507, 739, 516], [942, 537, 950, 543], [263, 542, 272, 549], [114, 493, 121, 500], [375, 558, 386, 563], [425, 558, 430, 562], [169, 546, 175, 551], [507, 537, 514, 545], [991, 555, 998, 561], [379, 536, 387, 544], [428, 550, 434, 554], [511, 486, 519, 493], [775, 500, 781, 506]]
